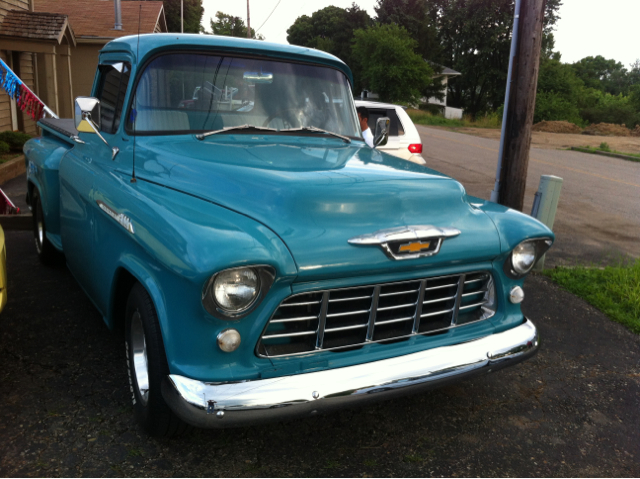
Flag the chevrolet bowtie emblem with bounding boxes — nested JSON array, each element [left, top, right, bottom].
[[399, 241, 431, 253], [348, 225, 460, 260]]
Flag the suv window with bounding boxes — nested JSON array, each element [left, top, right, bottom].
[[365, 108, 405, 136], [96, 62, 131, 134]]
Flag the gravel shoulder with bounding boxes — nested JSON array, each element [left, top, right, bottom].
[[1, 231, 639, 477], [432, 126, 640, 155]]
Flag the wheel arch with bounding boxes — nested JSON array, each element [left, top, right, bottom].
[[108, 258, 169, 346]]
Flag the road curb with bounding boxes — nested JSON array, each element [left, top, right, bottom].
[[0, 155, 25, 185], [570, 147, 640, 162]]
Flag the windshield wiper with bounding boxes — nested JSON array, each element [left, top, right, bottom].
[[280, 126, 351, 143], [196, 124, 278, 140]]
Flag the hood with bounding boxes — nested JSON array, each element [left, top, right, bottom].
[[134, 135, 501, 280]]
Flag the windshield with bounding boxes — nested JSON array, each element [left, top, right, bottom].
[[127, 53, 361, 138]]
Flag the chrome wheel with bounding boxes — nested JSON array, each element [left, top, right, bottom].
[[35, 200, 44, 253], [130, 310, 150, 405]]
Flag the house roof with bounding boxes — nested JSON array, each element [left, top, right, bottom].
[[0, 10, 75, 45], [427, 61, 461, 76], [34, 0, 166, 40]]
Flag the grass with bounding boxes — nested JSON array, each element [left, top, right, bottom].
[[572, 145, 640, 162], [406, 109, 502, 129], [544, 259, 640, 334]]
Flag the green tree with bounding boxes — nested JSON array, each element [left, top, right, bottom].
[[287, 4, 372, 90], [163, 0, 203, 34], [352, 24, 435, 104], [534, 53, 584, 124], [375, 0, 441, 62], [571, 55, 628, 95], [209, 11, 264, 39], [432, 0, 562, 117]]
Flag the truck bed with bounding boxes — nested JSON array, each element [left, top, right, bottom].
[[38, 118, 78, 144]]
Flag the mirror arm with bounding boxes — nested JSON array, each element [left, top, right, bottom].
[[82, 112, 120, 160]]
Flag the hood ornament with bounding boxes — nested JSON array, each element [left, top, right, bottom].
[[348, 225, 460, 260]]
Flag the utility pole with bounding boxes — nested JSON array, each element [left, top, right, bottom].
[[496, 0, 546, 211], [246, 0, 251, 38], [181, 0, 183, 33]]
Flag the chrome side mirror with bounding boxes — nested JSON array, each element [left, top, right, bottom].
[[74, 97, 119, 160], [373, 117, 390, 148]]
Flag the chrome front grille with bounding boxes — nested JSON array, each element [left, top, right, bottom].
[[257, 271, 495, 358]]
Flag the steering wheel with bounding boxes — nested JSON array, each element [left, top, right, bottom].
[[262, 108, 305, 128]]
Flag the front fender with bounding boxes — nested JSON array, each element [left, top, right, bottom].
[[94, 173, 298, 382]]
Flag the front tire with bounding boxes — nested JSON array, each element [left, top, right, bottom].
[[125, 283, 189, 437]]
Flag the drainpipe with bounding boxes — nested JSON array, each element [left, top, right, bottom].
[[490, 0, 522, 203], [114, 0, 123, 30]]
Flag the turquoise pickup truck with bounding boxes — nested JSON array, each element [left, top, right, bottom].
[[24, 34, 553, 437]]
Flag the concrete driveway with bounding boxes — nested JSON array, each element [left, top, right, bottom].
[[0, 230, 639, 477], [417, 126, 640, 266]]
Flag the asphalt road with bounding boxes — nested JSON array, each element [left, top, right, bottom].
[[1, 230, 639, 477], [417, 126, 640, 266]]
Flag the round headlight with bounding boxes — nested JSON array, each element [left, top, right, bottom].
[[511, 241, 537, 274], [213, 268, 260, 313]]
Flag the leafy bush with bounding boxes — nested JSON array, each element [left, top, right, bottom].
[[599, 142, 610, 151], [0, 141, 10, 154], [534, 91, 584, 125], [579, 92, 638, 128], [0, 131, 31, 152]]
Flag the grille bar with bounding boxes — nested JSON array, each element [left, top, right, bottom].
[[258, 271, 495, 358]]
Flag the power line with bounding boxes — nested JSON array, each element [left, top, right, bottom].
[[256, 0, 282, 33]]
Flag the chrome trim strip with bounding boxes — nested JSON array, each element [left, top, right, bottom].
[[315, 292, 330, 350], [366, 286, 381, 341], [380, 289, 419, 297], [325, 324, 368, 333], [376, 316, 415, 326], [163, 319, 539, 429], [280, 301, 321, 307], [412, 279, 426, 333], [96, 200, 134, 234], [329, 295, 372, 303], [270, 316, 318, 324], [423, 295, 456, 305], [425, 283, 458, 291], [262, 330, 316, 339], [451, 274, 466, 326], [348, 225, 461, 261]]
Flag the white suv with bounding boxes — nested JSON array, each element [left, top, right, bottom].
[[355, 100, 425, 165]]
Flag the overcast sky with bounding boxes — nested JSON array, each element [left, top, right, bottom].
[[200, 0, 640, 68]]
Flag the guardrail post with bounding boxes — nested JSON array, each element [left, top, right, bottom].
[[531, 175, 563, 271]]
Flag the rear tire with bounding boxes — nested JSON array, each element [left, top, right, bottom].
[[32, 188, 61, 265], [125, 282, 189, 437]]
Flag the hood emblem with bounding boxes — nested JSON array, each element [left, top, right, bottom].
[[348, 225, 460, 260]]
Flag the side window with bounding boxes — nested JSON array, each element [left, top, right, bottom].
[[387, 109, 405, 136], [96, 62, 131, 134], [367, 108, 402, 136]]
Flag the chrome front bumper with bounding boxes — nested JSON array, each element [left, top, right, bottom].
[[162, 318, 539, 428]]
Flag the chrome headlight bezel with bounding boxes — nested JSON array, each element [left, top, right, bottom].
[[504, 238, 553, 279], [202, 265, 276, 320]]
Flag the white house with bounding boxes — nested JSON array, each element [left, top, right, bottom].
[[359, 62, 463, 120]]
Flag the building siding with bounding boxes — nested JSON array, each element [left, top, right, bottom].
[[0, 0, 35, 133]]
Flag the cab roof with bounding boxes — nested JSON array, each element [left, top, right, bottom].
[[100, 33, 354, 86]]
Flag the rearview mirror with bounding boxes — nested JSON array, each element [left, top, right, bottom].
[[243, 71, 273, 84], [373, 117, 390, 147], [73, 97, 119, 160], [75, 97, 101, 133]]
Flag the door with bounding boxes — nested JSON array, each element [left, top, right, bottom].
[[59, 62, 132, 309]]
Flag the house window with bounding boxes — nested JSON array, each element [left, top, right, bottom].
[[96, 62, 131, 134]]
